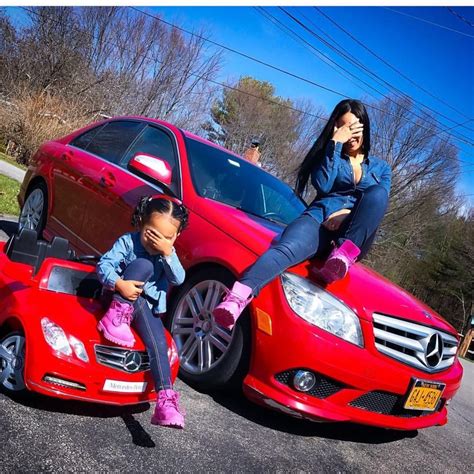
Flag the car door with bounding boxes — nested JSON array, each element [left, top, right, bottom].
[[72, 120, 146, 254], [50, 125, 106, 247], [84, 123, 182, 255]]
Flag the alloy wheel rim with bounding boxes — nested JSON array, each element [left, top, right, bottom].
[[19, 189, 44, 231], [0, 335, 26, 391], [172, 280, 234, 375]]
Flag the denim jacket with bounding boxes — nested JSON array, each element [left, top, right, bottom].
[[96, 232, 185, 314], [307, 140, 391, 223]]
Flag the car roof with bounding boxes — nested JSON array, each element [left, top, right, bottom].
[[106, 115, 242, 159], [180, 130, 242, 159]]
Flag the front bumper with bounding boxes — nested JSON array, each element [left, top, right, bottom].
[[243, 285, 463, 430], [25, 332, 158, 406]]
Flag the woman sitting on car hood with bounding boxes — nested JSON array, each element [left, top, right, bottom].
[[212, 98, 391, 330]]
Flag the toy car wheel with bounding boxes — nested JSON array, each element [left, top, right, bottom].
[[19, 182, 48, 236], [167, 267, 250, 390], [0, 332, 27, 393]]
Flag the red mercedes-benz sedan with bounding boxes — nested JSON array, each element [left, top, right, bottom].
[[15, 116, 463, 429]]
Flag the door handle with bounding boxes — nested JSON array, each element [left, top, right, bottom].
[[99, 173, 116, 188], [60, 151, 73, 161]]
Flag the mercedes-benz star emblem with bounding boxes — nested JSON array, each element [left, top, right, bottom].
[[123, 351, 142, 373], [425, 333, 443, 367]]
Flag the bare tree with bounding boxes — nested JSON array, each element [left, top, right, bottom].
[[203, 76, 323, 185], [0, 6, 222, 159]]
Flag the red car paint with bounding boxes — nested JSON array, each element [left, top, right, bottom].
[[0, 248, 179, 404], [13, 116, 463, 429]]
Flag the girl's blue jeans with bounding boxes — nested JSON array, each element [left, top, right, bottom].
[[240, 185, 389, 294], [113, 258, 172, 391]]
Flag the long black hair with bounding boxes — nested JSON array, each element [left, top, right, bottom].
[[131, 195, 189, 232], [295, 99, 371, 198]]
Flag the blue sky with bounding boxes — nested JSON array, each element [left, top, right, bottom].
[[149, 6, 474, 205], [5, 6, 474, 205]]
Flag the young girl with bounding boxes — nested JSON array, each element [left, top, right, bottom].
[[96, 194, 188, 429], [213, 99, 391, 330]]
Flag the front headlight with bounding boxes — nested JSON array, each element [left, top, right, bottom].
[[41, 318, 89, 362], [41, 318, 72, 356], [69, 335, 89, 363], [281, 272, 364, 347]]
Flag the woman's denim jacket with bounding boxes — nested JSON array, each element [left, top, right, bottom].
[[307, 140, 392, 223], [96, 232, 185, 315]]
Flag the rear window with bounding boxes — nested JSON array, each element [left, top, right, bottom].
[[71, 121, 144, 164], [70, 124, 105, 150]]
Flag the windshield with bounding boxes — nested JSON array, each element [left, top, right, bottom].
[[185, 137, 306, 225]]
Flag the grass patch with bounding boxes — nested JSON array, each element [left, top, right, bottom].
[[0, 151, 27, 170], [0, 174, 20, 216]]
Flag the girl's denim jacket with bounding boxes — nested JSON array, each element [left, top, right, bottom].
[[307, 140, 392, 223], [96, 232, 185, 315]]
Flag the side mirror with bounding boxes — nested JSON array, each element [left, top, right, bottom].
[[129, 153, 172, 186]]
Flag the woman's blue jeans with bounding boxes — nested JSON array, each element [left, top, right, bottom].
[[240, 185, 389, 294], [113, 258, 172, 391]]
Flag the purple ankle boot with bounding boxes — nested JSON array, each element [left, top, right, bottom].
[[151, 389, 185, 429], [97, 299, 135, 348], [320, 240, 361, 283], [212, 281, 253, 330]]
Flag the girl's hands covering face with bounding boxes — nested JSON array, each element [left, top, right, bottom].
[[144, 228, 177, 257]]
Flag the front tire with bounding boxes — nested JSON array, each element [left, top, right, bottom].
[[166, 267, 250, 391], [0, 331, 27, 394], [19, 182, 48, 237]]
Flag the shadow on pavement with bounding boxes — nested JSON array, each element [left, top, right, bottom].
[[1, 389, 154, 447], [0, 218, 19, 238], [0, 389, 150, 418], [209, 389, 418, 444], [121, 413, 156, 448]]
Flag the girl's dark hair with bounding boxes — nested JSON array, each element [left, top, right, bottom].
[[131, 195, 189, 232], [295, 99, 371, 198]]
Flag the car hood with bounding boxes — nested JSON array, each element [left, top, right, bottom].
[[304, 262, 457, 335], [193, 198, 284, 255], [193, 199, 456, 336]]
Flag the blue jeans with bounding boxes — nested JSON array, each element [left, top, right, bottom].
[[114, 258, 172, 391], [240, 185, 389, 294]]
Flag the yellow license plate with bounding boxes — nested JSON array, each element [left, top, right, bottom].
[[404, 379, 446, 411]]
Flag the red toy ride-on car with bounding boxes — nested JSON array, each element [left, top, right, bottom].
[[0, 228, 179, 404]]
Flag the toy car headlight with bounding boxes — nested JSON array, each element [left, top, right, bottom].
[[69, 335, 89, 363], [41, 318, 73, 356], [281, 272, 364, 347]]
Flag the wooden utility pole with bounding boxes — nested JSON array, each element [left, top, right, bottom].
[[458, 304, 474, 358], [459, 328, 473, 358]]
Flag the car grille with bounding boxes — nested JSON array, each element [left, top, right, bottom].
[[275, 369, 343, 398], [372, 313, 458, 373], [349, 391, 444, 417], [95, 345, 150, 373]]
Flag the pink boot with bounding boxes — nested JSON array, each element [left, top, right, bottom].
[[97, 299, 135, 348], [212, 281, 253, 330], [320, 240, 361, 283], [151, 389, 185, 429]]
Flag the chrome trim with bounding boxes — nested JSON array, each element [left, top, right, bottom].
[[50, 215, 101, 255], [94, 344, 150, 373], [372, 313, 458, 373], [27, 380, 153, 405]]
